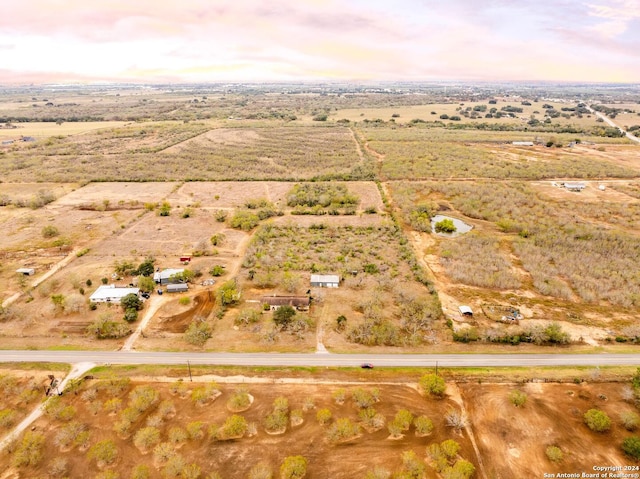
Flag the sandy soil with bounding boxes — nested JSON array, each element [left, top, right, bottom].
[[1, 372, 637, 479]]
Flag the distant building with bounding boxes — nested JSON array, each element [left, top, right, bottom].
[[1, 140, 14, 145], [90, 284, 139, 303], [310, 274, 340, 288], [512, 141, 534, 146], [563, 182, 586, 192], [261, 295, 310, 311], [21, 136, 36, 142], [458, 305, 473, 316], [167, 283, 189, 293], [16, 268, 35, 276], [154, 268, 185, 284]]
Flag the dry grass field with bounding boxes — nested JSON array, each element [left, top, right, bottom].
[[0, 124, 372, 182], [388, 179, 640, 344], [0, 121, 131, 139], [362, 127, 640, 180]]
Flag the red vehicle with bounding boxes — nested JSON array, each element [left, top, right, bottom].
[[360, 363, 374, 369]]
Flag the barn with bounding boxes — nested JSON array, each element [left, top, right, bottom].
[[90, 284, 140, 303], [310, 274, 340, 288], [167, 283, 189, 293]]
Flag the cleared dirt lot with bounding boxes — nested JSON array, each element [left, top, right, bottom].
[[1, 369, 637, 479]]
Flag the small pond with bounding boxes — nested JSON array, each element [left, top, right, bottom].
[[431, 215, 473, 237]]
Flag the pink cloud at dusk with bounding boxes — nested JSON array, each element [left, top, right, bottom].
[[0, 0, 638, 84]]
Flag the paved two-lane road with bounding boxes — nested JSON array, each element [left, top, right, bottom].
[[1, 350, 639, 368], [587, 105, 640, 144]]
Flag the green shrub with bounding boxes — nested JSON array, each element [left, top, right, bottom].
[[280, 455, 307, 479], [508, 390, 527, 407], [419, 374, 446, 397], [584, 409, 611, 432], [545, 445, 563, 462], [434, 218, 456, 233], [42, 225, 60, 238], [622, 436, 640, 460]]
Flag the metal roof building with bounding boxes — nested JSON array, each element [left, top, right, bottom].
[[16, 268, 35, 275], [167, 283, 189, 293], [310, 274, 340, 288], [90, 284, 139, 303], [153, 268, 185, 284]]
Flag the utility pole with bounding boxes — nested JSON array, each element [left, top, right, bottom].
[[435, 361, 438, 376], [187, 361, 193, 382]]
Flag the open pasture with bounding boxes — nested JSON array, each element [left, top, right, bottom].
[[0, 121, 130, 139], [159, 125, 369, 181], [337, 99, 603, 129], [365, 127, 640, 180], [0, 124, 372, 182]]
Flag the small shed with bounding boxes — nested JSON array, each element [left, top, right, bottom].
[[90, 284, 140, 303], [167, 283, 189, 293], [179, 256, 191, 264], [458, 305, 473, 317], [512, 141, 534, 146], [310, 274, 340, 288], [261, 296, 310, 311], [16, 268, 35, 276], [154, 268, 185, 284]]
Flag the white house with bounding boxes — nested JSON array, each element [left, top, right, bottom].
[[153, 268, 184, 285], [458, 305, 473, 316], [310, 274, 340, 288], [90, 284, 139, 303], [512, 141, 534, 146]]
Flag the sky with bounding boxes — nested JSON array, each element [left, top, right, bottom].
[[0, 0, 639, 84]]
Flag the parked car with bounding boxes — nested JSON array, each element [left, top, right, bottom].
[[360, 363, 374, 369], [141, 292, 150, 299], [157, 289, 163, 295]]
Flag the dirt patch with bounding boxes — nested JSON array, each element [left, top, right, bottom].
[[461, 382, 634, 479], [53, 182, 178, 208], [531, 180, 640, 203], [152, 291, 216, 334]]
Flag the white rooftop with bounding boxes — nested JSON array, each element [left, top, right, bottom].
[[90, 284, 140, 302], [153, 268, 184, 281], [458, 305, 473, 315], [311, 274, 340, 283]]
